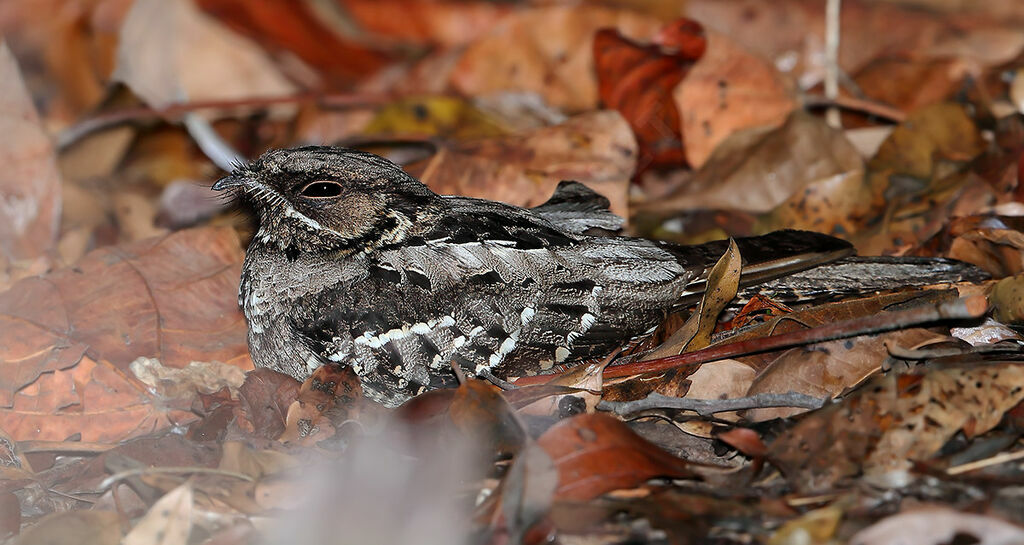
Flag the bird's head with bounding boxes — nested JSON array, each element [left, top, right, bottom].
[[213, 146, 441, 256]]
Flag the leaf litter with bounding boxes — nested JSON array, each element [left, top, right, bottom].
[[2, 1, 1024, 543]]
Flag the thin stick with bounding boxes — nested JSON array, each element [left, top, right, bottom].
[[599, 391, 827, 417], [946, 449, 1024, 476], [98, 466, 255, 491], [824, 0, 842, 128], [803, 94, 906, 123], [57, 91, 396, 149], [18, 440, 117, 454], [598, 295, 985, 382]]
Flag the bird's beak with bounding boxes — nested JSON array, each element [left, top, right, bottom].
[[211, 174, 247, 191]]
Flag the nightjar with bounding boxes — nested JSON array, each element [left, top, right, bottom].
[[213, 146, 853, 407]]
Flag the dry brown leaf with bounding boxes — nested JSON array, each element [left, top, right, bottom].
[[759, 103, 986, 252], [236, 368, 302, 439], [849, 57, 967, 118], [449, 378, 524, 454], [768, 361, 1024, 492], [593, 18, 707, 173], [850, 506, 1024, 545], [647, 111, 862, 215], [0, 0, 132, 125], [280, 364, 365, 444], [990, 274, 1024, 324], [682, 359, 756, 411], [949, 228, 1024, 278], [867, 103, 985, 185], [687, 0, 1024, 91], [500, 440, 558, 543], [674, 28, 797, 168], [537, 413, 695, 501], [0, 42, 61, 274], [515, 357, 609, 417], [343, 0, 513, 48], [415, 111, 635, 215], [111, 191, 168, 243], [745, 328, 945, 421], [718, 291, 958, 370], [643, 238, 741, 360], [196, 0, 392, 83], [13, 510, 121, 545], [450, 5, 662, 112], [122, 482, 193, 545], [0, 227, 251, 442], [0, 490, 19, 540], [113, 0, 296, 113]]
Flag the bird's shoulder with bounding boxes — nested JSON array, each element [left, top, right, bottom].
[[418, 195, 580, 250]]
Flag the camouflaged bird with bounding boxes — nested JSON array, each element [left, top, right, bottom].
[[213, 146, 853, 407]]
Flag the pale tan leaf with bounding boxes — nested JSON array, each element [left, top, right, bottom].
[[122, 482, 193, 545], [0, 41, 61, 267]]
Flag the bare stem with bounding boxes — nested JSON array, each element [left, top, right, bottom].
[[599, 391, 827, 417]]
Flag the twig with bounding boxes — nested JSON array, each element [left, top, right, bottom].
[[599, 391, 827, 417], [803, 94, 906, 123], [824, 0, 842, 128], [56, 91, 395, 150], [479, 368, 519, 390], [18, 440, 116, 454], [98, 466, 255, 491], [885, 341, 1022, 361], [183, 113, 247, 171], [599, 295, 986, 381], [947, 449, 1024, 476]]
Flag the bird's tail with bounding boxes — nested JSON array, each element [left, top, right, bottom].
[[666, 230, 987, 307], [667, 230, 855, 305]]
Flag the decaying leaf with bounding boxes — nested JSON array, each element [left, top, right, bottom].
[[675, 28, 797, 168], [500, 440, 558, 543], [594, 18, 707, 173], [0, 41, 61, 280], [651, 111, 864, 215], [850, 506, 1024, 545], [114, 0, 296, 113], [745, 328, 946, 421], [451, 5, 662, 111], [122, 482, 193, 545], [414, 111, 635, 216], [0, 227, 250, 442], [13, 510, 121, 545], [537, 413, 695, 501], [196, 0, 392, 83], [280, 364, 365, 444], [768, 361, 1024, 492], [643, 238, 741, 360]]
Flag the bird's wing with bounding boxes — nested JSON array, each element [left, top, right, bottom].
[[528, 181, 624, 234]]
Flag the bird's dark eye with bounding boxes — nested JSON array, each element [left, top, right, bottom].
[[299, 181, 343, 198]]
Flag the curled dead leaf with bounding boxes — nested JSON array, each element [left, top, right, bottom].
[[537, 413, 695, 501], [415, 111, 635, 216]]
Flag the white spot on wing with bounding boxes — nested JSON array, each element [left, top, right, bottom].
[[488, 331, 520, 367], [353, 315, 456, 349], [520, 306, 536, 326]]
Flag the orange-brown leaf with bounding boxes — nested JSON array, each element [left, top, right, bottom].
[[0, 227, 251, 442], [537, 413, 694, 501], [594, 19, 706, 174], [196, 0, 392, 84]]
